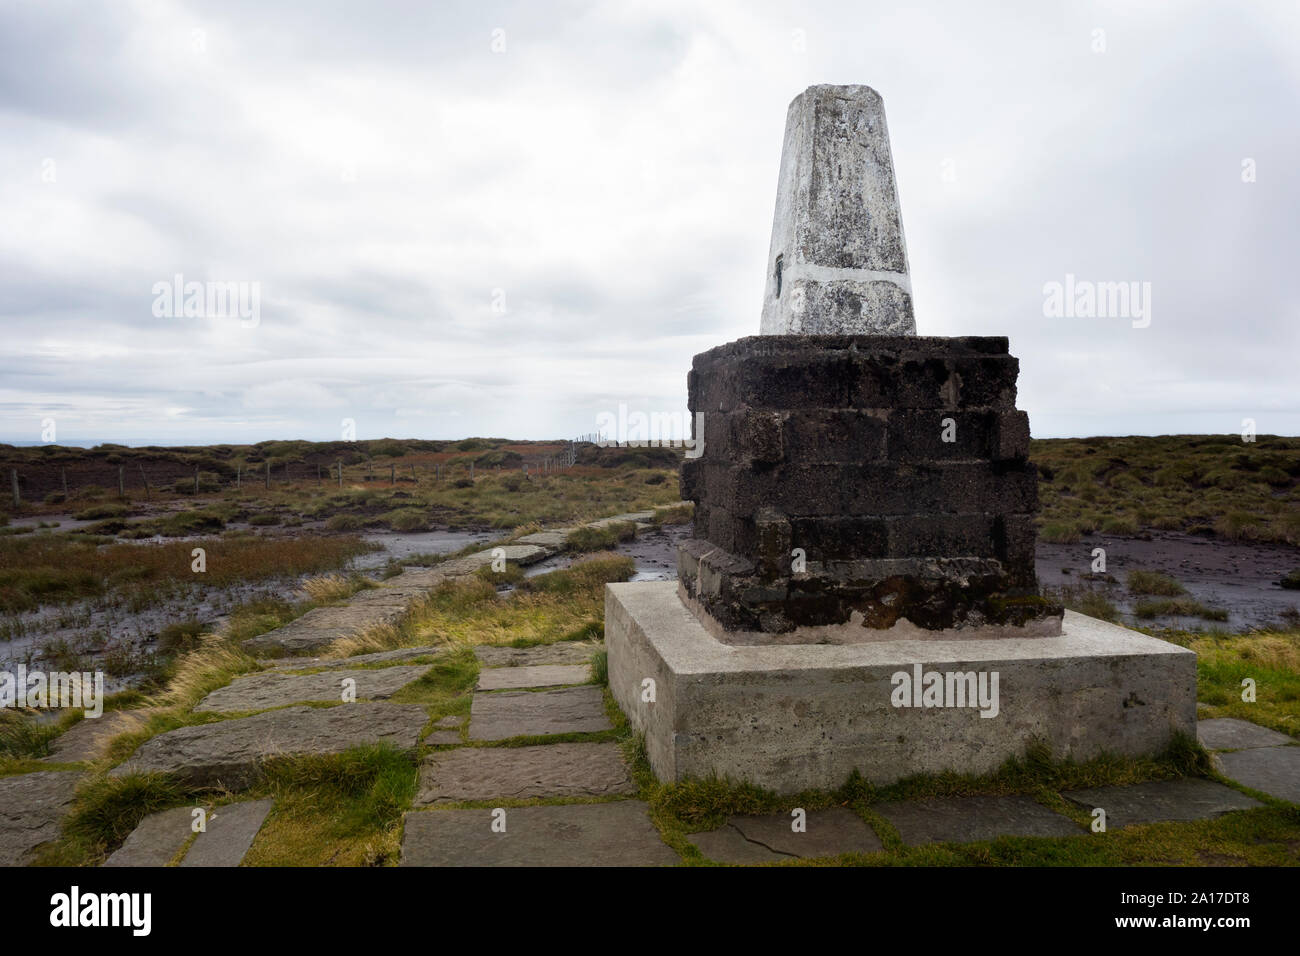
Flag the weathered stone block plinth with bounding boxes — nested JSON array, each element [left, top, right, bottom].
[[680, 334, 1063, 641]]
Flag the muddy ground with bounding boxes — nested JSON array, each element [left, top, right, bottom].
[[1036, 529, 1300, 631], [3, 521, 1296, 692]]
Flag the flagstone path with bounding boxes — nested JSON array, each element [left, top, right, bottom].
[[5, 504, 1299, 867]]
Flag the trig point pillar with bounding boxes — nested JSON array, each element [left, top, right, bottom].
[[606, 84, 1197, 794], [760, 85, 914, 336]]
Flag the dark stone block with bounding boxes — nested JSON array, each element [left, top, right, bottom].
[[886, 409, 998, 462], [884, 515, 997, 558], [689, 336, 1015, 414], [782, 409, 887, 462], [952, 354, 1019, 407], [996, 410, 1031, 460], [790, 516, 890, 562]]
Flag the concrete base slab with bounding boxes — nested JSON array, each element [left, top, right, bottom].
[[476, 664, 590, 691], [607, 581, 1197, 793], [1214, 747, 1300, 804], [876, 795, 1081, 845], [400, 802, 676, 866], [415, 742, 633, 804], [1061, 779, 1262, 827], [1197, 718, 1294, 751], [469, 686, 612, 741], [689, 807, 882, 863]]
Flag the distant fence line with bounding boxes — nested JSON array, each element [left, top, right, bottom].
[[5, 441, 588, 506]]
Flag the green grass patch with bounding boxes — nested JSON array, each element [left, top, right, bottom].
[[1134, 598, 1228, 621], [241, 745, 418, 866], [1168, 629, 1300, 737], [1126, 569, 1186, 596], [566, 521, 637, 553]]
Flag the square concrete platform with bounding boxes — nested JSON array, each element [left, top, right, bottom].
[[606, 581, 1197, 794]]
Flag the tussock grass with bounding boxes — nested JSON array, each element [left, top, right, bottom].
[[1126, 569, 1186, 596], [566, 522, 636, 553], [149, 635, 261, 712], [301, 572, 374, 604], [652, 502, 694, 526], [326, 553, 633, 660], [1134, 597, 1228, 621], [1038, 522, 1081, 544], [0, 533, 373, 612], [0, 709, 64, 761]]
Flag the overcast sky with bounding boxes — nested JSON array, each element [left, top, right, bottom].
[[2, 0, 1297, 446]]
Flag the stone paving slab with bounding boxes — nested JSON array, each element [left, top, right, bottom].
[[42, 710, 147, 764], [1061, 778, 1263, 827], [104, 805, 195, 867], [585, 512, 655, 529], [242, 605, 407, 655], [689, 807, 882, 863], [469, 686, 612, 741], [267, 644, 443, 670], [1197, 718, 1294, 751], [1214, 747, 1300, 804], [875, 795, 1082, 846], [426, 731, 462, 746], [477, 664, 590, 691], [347, 587, 428, 608], [180, 799, 274, 867], [439, 545, 552, 575], [111, 704, 429, 788], [194, 665, 427, 713], [515, 531, 571, 549], [0, 770, 83, 865], [688, 827, 789, 864], [385, 568, 450, 588], [474, 642, 599, 667], [433, 715, 463, 729], [416, 742, 633, 805], [400, 801, 676, 866]]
